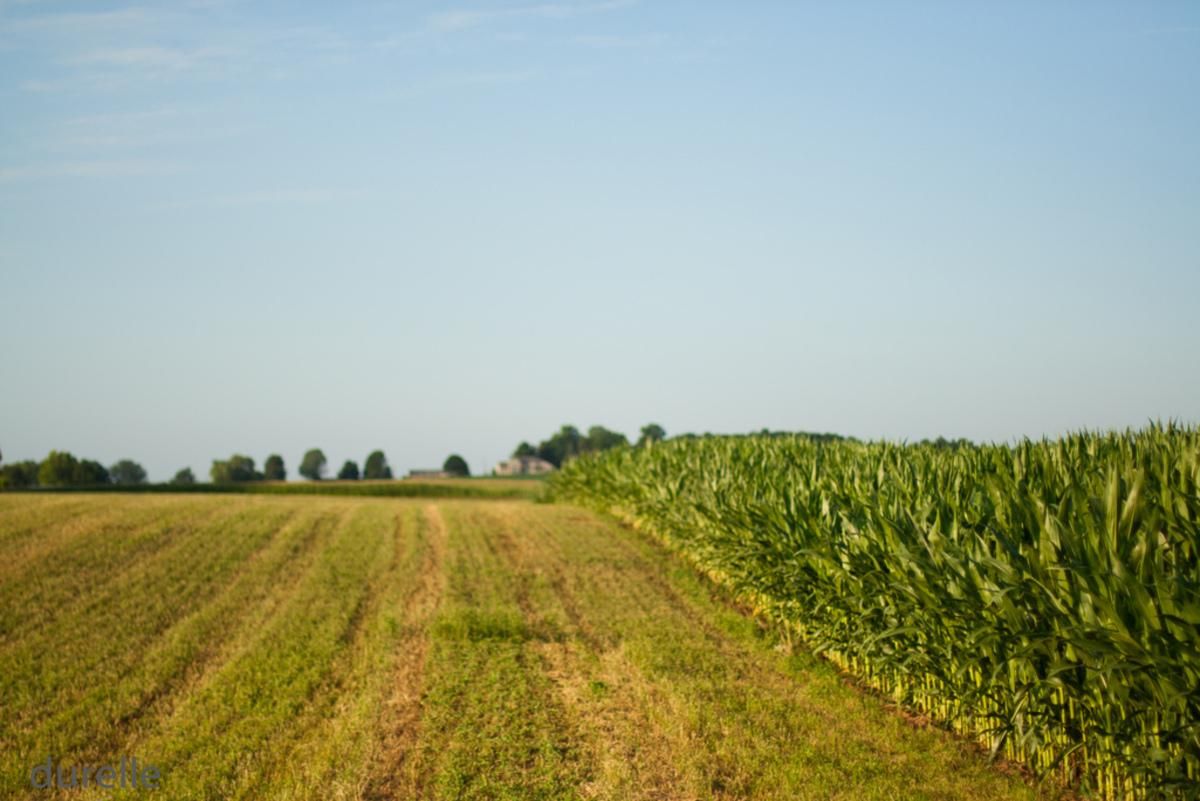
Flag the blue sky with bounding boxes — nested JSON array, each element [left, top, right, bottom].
[[1, 1, 1198, 481]]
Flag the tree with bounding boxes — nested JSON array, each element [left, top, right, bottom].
[[210, 454, 262, 483], [363, 450, 392, 480], [518, 424, 631, 467], [109, 459, 148, 486], [171, 467, 196, 485], [209, 461, 229, 483], [585, 425, 628, 453], [0, 460, 39, 489], [443, 454, 470, 477], [919, 436, 972, 451], [263, 454, 286, 481], [638, 423, 666, 446], [38, 451, 80, 487], [299, 449, 327, 481], [337, 460, 360, 480], [537, 425, 584, 468], [74, 460, 110, 485], [28, 451, 111, 488]]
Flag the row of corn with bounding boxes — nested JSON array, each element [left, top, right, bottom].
[[547, 425, 1200, 799]]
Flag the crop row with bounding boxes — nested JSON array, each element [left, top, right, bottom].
[[548, 425, 1200, 799]]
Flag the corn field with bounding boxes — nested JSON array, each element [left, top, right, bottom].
[[548, 425, 1200, 800]]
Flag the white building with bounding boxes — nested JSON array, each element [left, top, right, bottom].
[[407, 469, 453, 479], [493, 455, 556, 476]]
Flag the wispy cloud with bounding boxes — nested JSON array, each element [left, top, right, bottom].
[[213, 188, 362, 206], [1, 7, 148, 33], [429, 10, 493, 32], [573, 32, 665, 48], [444, 69, 536, 87], [428, 0, 636, 32], [371, 30, 424, 51], [0, 159, 183, 182], [63, 106, 190, 128], [369, 69, 537, 101], [17, 43, 239, 93], [258, 25, 353, 52], [49, 107, 249, 150], [148, 187, 365, 211], [71, 45, 232, 72], [20, 70, 188, 93]]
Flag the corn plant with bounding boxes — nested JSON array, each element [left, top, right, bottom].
[[548, 424, 1200, 800]]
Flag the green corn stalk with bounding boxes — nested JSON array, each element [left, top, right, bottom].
[[549, 424, 1200, 800]]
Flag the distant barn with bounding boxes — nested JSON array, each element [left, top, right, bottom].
[[407, 469, 454, 479], [493, 456, 555, 476]]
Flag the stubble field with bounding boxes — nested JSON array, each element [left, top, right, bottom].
[[0, 494, 1057, 800]]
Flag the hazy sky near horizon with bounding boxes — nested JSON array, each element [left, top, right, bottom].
[[1, 1, 1198, 481]]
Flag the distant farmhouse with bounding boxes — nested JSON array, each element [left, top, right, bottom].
[[494, 455, 555, 476], [407, 469, 454, 479]]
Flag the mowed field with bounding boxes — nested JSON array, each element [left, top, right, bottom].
[[0, 494, 1059, 801]]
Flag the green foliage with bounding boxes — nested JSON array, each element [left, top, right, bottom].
[[638, 423, 666, 445], [586, 425, 628, 452], [363, 450, 392, 480], [210, 454, 263, 483], [523, 424, 631, 468], [442, 454, 470, 477], [536, 425, 582, 467], [432, 609, 530, 642], [919, 435, 973, 450], [263, 454, 286, 481], [672, 429, 850, 443], [0, 460, 40, 489], [35, 451, 110, 486], [171, 467, 196, 485], [299, 449, 327, 481], [14, 479, 542, 499], [33, 450, 109, 489], [38, 450, 79, 486], [74, 460, 110, 486], [109, 459, 147, 486], [548, 425, 1200, 800], [337, 460, 360, 480]]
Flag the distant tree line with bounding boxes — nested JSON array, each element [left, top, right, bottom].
[[506, 425, 879, 469], [918, 436, 974, 450], [322, 449, 396, 482], [0, 449, 148, 489], [3, 428, 946, 490], [655, 430, 974, 449], [0, 447, 395, 489], [671, 428, 853, 444], [510, 423, 666, 468], [211, 449, 395, 483], [210, 454, 263, 483]]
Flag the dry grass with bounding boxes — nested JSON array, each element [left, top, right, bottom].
[[0, 494, 1063, 800]]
